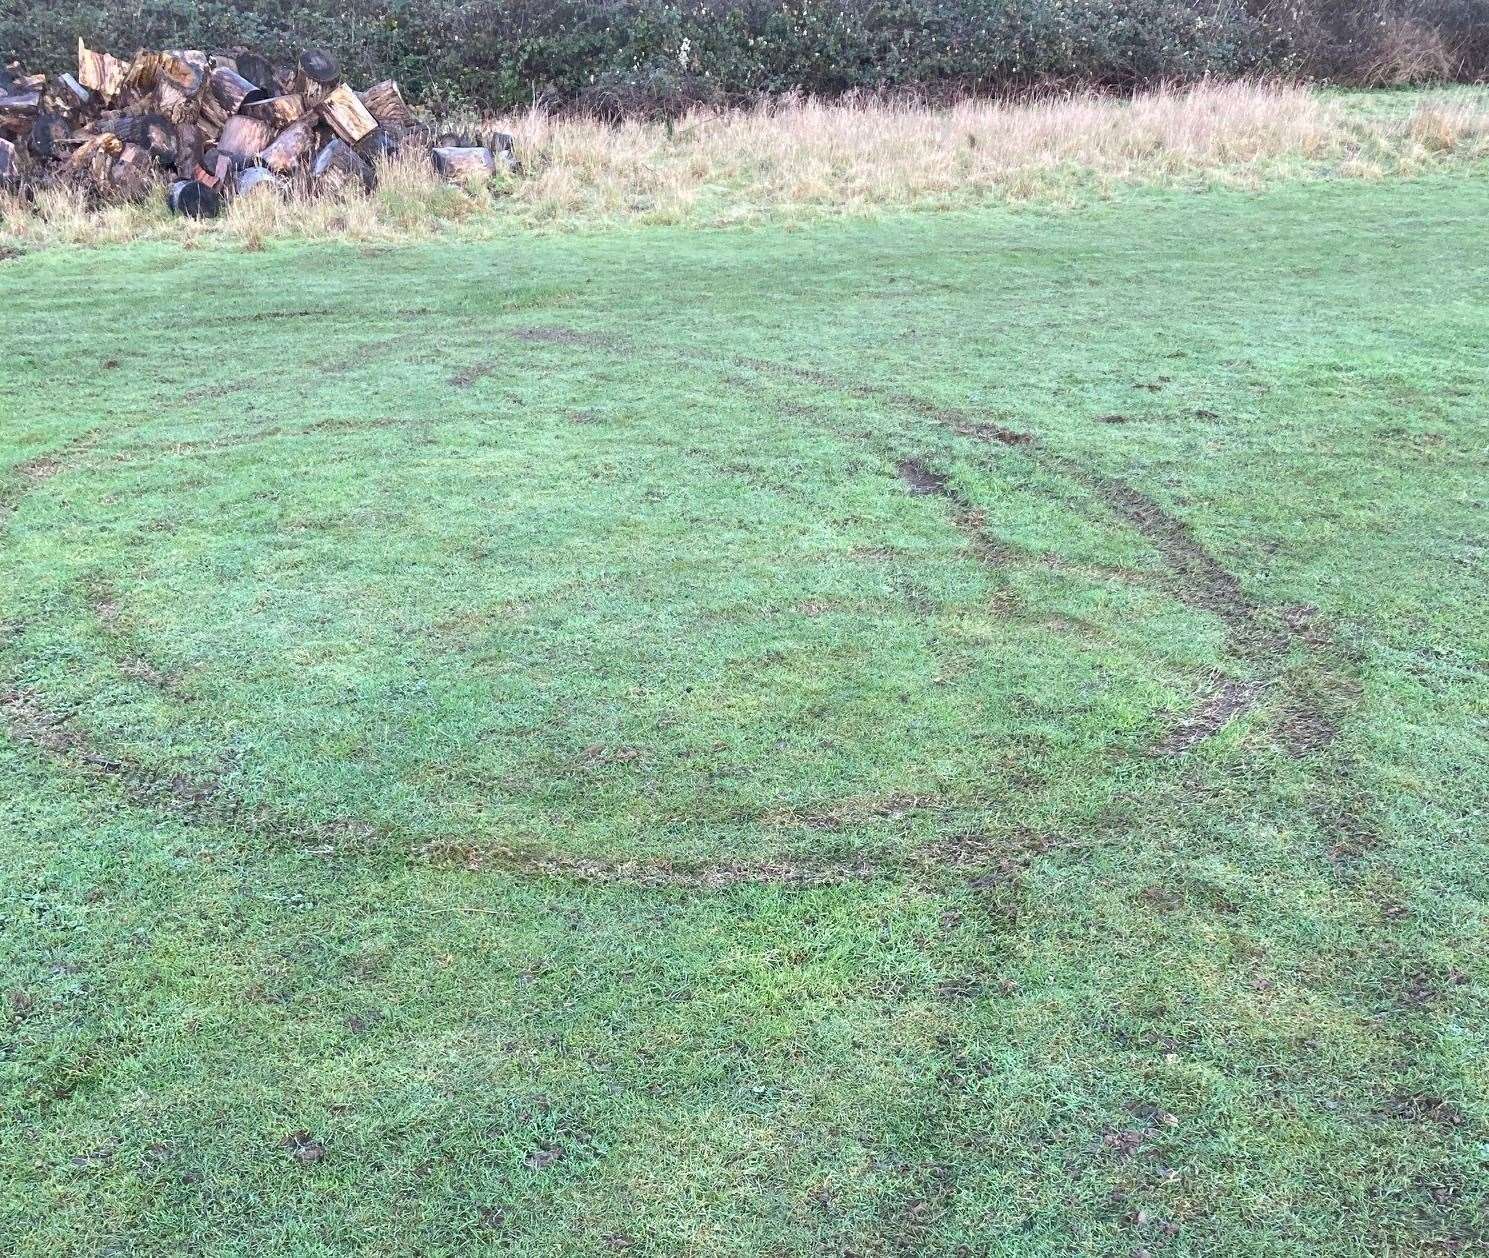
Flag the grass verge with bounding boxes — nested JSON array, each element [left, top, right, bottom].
[[3, 81, 1489, 246]]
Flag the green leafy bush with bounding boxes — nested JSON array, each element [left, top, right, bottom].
[[3, 1, 1485, 113]]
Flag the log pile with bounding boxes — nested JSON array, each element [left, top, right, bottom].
[[0, 40, 515, 217]]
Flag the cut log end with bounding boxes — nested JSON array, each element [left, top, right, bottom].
[[167, 178, 222, 218], [218, 115, 274, 166], [433, 146, 498, 181], [234, 165, 281, 198], [299, 49, 340, 86], [321, 84, 377, 145], [311, 137, 374, 191], [360, 80, 414, 128], [242, 94, 304, 128], [259, 115, 318, 174], [0, 137, 19, 187]]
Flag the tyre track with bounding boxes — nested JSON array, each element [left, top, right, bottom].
[[1, 337, 1366, 891]]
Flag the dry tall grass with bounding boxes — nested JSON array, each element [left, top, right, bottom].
[[4, 82, 1488, 247]]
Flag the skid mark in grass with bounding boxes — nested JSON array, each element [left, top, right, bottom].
[[96, 415, 424, 464], [739, 355, 1036, 447], [0, 336, 1370, 884], [1, 689, 115, 765], [0, 683, 889, 888], [509, 326, 617, 350], [725, 347, 1365, 759], [1152, 676, 1261, 757], [2, 428, 104, 527], [1318, 803, 1381, 867], [84, 577, 192, 704], [1049, 457, 1278, 654], [895, 456, 1024, 569], [450, 361, 499, 389], [1, 688, 220, 810], [1, 681, 1077, 892], [419, 838, 889, 890], [762, 791, 939, 832]]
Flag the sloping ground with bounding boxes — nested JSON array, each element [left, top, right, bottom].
[[1, 180, 1486, 1254]]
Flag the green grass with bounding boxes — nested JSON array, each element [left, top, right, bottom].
[[2, 177, 1487, 1255]]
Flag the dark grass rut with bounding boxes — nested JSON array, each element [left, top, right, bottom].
[[0, 686, 932, 889], [733, 351, 1356, 760], [1, 333, 1368, 888]]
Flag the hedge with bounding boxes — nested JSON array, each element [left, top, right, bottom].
[[4, 1, 1486, 114]]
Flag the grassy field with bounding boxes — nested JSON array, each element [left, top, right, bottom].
[[2, 175, 1487, 1254]]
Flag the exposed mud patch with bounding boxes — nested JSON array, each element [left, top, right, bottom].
[[894, 456, 1024, 571], [1274, 706, 1339, 757], [1395, 964, 1470, 1012], [450, 362, 499, 389], [419, 839, 888, 889], [510, 326, 616, 350], [1, 689, 107, 763], [1316, 801, 1380, 865], [897, 457, 951, 497], [1383, 1094, 1468, 1128], [2, 688, 219, 805], [944, 418, 1035, 446], [1153, 677, 1260, 756]]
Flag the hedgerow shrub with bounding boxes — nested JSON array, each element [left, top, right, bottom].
[[3, 1, 1486, 113]]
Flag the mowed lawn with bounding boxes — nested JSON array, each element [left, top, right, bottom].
[[2, 179, 1487, 1255]]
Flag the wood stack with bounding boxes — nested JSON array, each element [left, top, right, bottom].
[[0, 40, 514, 215]]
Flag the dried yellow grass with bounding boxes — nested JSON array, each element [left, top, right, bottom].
[[4, 82, 1488, 247]]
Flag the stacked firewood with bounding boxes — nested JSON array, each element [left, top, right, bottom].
[[0, 40, 513, 216]]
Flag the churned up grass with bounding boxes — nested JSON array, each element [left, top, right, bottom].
[[3, 81, 1489, 246], [2, 178, 1487, 1254]]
